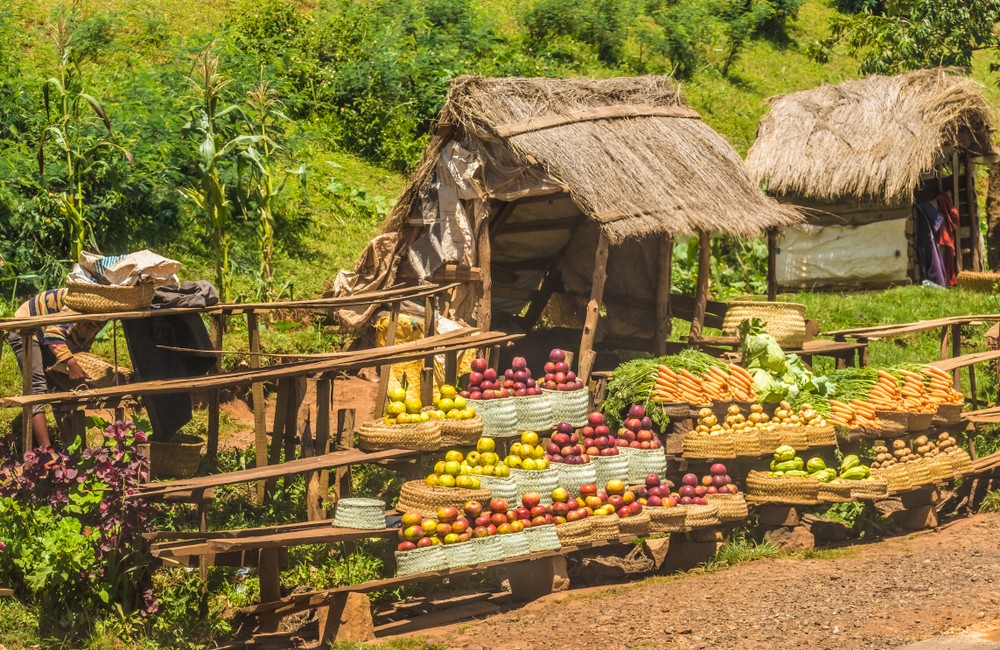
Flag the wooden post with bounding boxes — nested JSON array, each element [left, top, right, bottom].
[[373, 302, 401, 418], [283, 377, 305, 463], [444, 351, 459, 385], [477, 219, 492, 331], [953, 151, 964, 273], [307, 377, 332, 521], [20, 329, 33, 453], [578, 231, 610, 384], [421, 298, 436, 405], [967, 159, 984, 272], [335, 409, 356, 500], [767, 228, 778, 301], [247, 310, 268, 503], [207, 313, 224, 460], [689, 230, 712, 341], [939, 325, 950, 360], [257, 548, 282, 633], [265, 378, 291, 498], [655, 234, 673, 356], [951, 323, 962, 390]]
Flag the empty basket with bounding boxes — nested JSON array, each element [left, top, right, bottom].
[[722, 301, 807, 349], [333, 498, 386, 530]]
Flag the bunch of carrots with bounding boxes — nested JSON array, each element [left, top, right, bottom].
[[653, 364, 755, 404], [827, 399, 879, 429], [922, 366, 964, 405]]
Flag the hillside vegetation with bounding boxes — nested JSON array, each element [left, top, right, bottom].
[[3, 0, 996, 308]]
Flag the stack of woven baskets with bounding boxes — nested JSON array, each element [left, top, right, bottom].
[[745, 471, 820, 505], [358, 418, 442, 452], [395, 480, 492, 518]]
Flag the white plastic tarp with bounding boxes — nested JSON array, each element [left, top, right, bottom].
[[776, 219, 908, 287]]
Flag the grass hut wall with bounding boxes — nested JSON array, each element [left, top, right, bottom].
[[331, 75, 799, 379], [746, 69, 996, 291]]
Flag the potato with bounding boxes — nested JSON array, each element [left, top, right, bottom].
[[893, 439, 907, 450]]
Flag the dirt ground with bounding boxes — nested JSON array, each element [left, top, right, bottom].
[[415, 513, 1000, 650]]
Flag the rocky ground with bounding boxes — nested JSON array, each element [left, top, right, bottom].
[[413, 513, 1000, 650]]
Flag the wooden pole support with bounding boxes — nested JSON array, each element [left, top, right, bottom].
[[953, 151, 964, 273], [20, 328, 33, 453], [767, 228, 778, 301], [477, 219, 492, 332], [951, 323, 962, 390], [247, 310, 268, 503], [207, 313, 225, 460], [335, 409, 356, 500], [578, 231, 610, 384], [307, 377, 332, 521], [373, 303, 401, 418], [655, 234, 673, 356], [690, 230, 712, 341]]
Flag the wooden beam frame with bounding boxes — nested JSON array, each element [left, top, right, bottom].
[[767, 228, 778, 300], [689, 230, 712, 340], [578, 231, 610, 383], [655, 234, 673, 355]]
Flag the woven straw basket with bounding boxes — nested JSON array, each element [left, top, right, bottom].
[[849, 477, 889, 501], [816, 481, 853, 504], [623, 447, 668, 484], [805, 425, 837, 448], [875, 411, 908, 436], [499, 531, 531, 558], [554, 462, 598, 497], [473, 398, 518, 438], [395, 480, 492, 518], [591, 454, 629, 488], [722, 301, 807, 349], [946, 449, 975, 476], [509, 468, 559, 505], [150, 434, 204, 479], [746, 471, 820, 505], [65, 280, 154, 313], [933, 403, 963, 426], [358, 419, 441, 452], [543, 388, 590, 427], [525, 524, 561, 552], [659, 402, 693, 420], [957, 270, 1000, 293], [907, 410, 935, 433], [471, 534, 505, 563], [333, 498, 386, 530], [905, 459, 933, 487], [48, 352, 131, 391], [647, 506, 687, 533], [705, 493, 749, 522], [682, 435, 736, 459], [925, 455, 954, 482], [556, 519, 593, 546], [395, 545, 447, 577], [776, 426, 808, 450], [618, 511, 651, 536], [873, 465, 912, 494], [590, 514, 620, 541], [683, 503, 721, 528], [476, 475, 518, 504], [757, 428, 782, 454], [513, 393, 554, 432], [439, 414, 484, 447], [442, 540, 477, 568], [732, 431, 761, 457]]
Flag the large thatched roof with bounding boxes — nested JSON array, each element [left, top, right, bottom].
[[385, 75, 799, 243], [746, 69, 996, 205]]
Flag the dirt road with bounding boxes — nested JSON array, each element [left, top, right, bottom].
[[417, 513, 1000, 650]]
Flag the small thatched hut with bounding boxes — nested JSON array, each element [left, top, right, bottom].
[[747, 69, 996, 291], [333, 75, 799, 379]]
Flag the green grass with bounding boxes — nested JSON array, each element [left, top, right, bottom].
[[979, 489, 1000, 513], [701, 531, 780, 572]]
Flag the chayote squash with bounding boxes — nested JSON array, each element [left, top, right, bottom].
[[774, 445, 796, 462], [840, 466, 870, 480], [806, 457, 827, 473], [840, 455, 860, 472]]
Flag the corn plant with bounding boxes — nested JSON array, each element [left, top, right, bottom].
[[36, 12, 132, 263], [179, 47, 263, 303]]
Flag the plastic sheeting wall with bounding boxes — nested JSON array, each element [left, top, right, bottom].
[[776, 219, 909, 288]]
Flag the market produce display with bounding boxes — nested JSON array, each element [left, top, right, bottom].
[[540, 348, 584, 391], [500, 356, 544, 397], [429, 383, 476, 420], [617, 405, 661, 450], [462, 357, 513, 400], [632, 473, 675, 507], [425, 449, 484, 488], [383, 386, 431, 425], [454, 437, 511, 477], [501, 430, 551, 471], [694, 403, 776, 435], [544, 423, 589, 464], [395, 507, 474, 551], [578, 411, 622, 456], [738, 318, 833, 403]]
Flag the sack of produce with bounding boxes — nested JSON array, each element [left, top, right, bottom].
[[441, 540, 477, 569], [525, 523, 561, 553], [332, 498, 387, 530], [544, 388, 590, 428], [622, 447, 668, 484], [358, 418, 442, 452], [590, 513, 620, 541], [395, 545, 447, 577], [510, 468, 560, 505], [513, 393, 554, 432], [396, 480, 492, 518], [473, 398, 518, 438], [471, 534, 504, 564], [499, 531, 531, 558], [591, 454, 629, 488]]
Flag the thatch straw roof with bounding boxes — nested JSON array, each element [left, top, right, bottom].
[[746, 69, 996, 205], [385, 75, 799, 243]]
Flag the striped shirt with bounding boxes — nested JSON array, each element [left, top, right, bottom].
[[14, 289, 102, 362]]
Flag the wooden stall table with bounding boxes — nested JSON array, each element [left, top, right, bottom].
[[690, 335, 869, 369]]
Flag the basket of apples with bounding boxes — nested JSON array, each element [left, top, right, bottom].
[[604, 479, 649, 536], [638, 474, 688, 534], [518, 493, 562, 552], [462, 500, 505, 563], [360, 385, 443, 452], [463, 357, 518, 438], [616, 405, 667, 484], [578, 412, 629, 487], [466, 438, 518, 502], [503, 356, 553, 432], [676, 472, 722, 528], [540, 348, 589, 427], [395, 510, 450, 576], [477, 498, 539, 559], [397, 450, 491, 517], [700, 463, 747, 522], [550, 486, 594, 546], [506, 431, 559, 504], [430, 383, 482, 446], [545, 422, 598, 496]]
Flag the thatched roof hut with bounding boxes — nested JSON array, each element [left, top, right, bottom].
[[333, 75, 799, 378], [747, 69, 996, 290]]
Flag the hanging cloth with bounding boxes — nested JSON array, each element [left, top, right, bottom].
[[914, 202, 947, 286], [935, 191, 959, 286]]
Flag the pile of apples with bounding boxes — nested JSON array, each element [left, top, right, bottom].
[[632, 474, 676, 508], [382, 387, 429, 425], [501, 431, 550, 471], [461, 358, 511, 400], [460, 438, 511, 477], [478, 496, 552, 533], [501, 356, 543, 397], [578, 412, 622, 457], [425, 449, 484, 488], [540, 348, 584, 391], [429, 383, 476, 420], [547, 481, 643, 521], [545, 422, 589, 464], [396, 506, 473, 551], [675, 463, 738, 504], [618, 404, 661, 450]]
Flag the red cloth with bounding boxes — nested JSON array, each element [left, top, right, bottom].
[[936, 191, 959, 286]]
